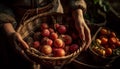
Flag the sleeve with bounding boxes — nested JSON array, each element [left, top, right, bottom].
[[69, 0, 87, 13], [0, 4, 17, 28]]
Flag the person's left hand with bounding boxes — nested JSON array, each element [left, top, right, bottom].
[[10, 32, 34, 63], [12, 32, 29, 49], [72, 9, 91, 51]]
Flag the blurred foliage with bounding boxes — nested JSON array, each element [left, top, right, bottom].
[[84, 0, 110, 23], [92, 0, 110, 12]]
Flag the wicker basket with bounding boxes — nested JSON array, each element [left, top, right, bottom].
[[88, 27, 120, 65], [16, 10, 85, 67]]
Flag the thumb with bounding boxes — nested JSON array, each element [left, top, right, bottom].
[[14, 32, 29, 49]]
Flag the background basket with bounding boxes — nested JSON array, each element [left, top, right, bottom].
[[16, 11, 85, 67], [88, 27, 120, 65]]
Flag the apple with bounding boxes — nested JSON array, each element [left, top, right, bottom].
[[69, 44, 79, 53], [33, 41, 40, 49], [64, 45, 70, 55], [109, 37, 117, 44], [46, 38, 53, 46], [61, 35, 72, 45], [100, 28, 108, 35], [96, 39, 102, 44], [41, 37, 53, 46], [53, 48, 66, 57], [105, 48, 112, 56], [49, 28, 54, 33], [57, 25, 66, 34], [109, 32, 116, 37], [116, 40, 120, 47], [100, 37, 108, 44], [41, 29, 50, 37], [71, 33, 78, 40], [41, 45, 52, 55], [54, 23, 60, 29], [40, 23, 48, 30], [50, 32, 58, 40], [54, 38, 65, 48]]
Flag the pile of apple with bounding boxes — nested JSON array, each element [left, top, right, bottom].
[[27, 22, 80, 57], [92, 27, 120, 57]]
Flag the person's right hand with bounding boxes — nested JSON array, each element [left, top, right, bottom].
[[72, 9, 91, 51]]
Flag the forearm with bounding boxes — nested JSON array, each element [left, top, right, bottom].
[[70, 0, 87, 14], [3, 23, 29, 49], [72, 9, 85, 24], [3, 23, 16, 36]]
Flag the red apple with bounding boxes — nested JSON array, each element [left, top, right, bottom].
[[116, 40, 120, 47], [54, 23, 60, 29], [47, 39, 53, 46], [41, 45, 52, 55], [109, 37, 117, 44], [53, 48, 66, 57], [69, 44, 79, 53], [41, 29, 50, 37], [33, 41, 40, 49], [57, 25, 66, 34], [46, 38, 53, 46], [41, 23, 48, 30], [61, 35, 72, 45], [41, 37, 53, 46], [49, 28, 54, 33], [71, 33, 78, 40], [54, 38, 65, 48], [50, 32, 58, 40], [64, 45, 70, 55]]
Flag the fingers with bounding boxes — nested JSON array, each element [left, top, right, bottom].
[[12, 32, 34, 63], [14, 32, 29, 49], [75, 22, 88, 50], [20, 40, 30, 49], [79, 26, 85, 41], [75, 22, 85, 40], [72, 9, 91, 51], [83, 23, 92, 50], [15, 44, 34, 63], [75, 21, 91, 51], [84, 27, 91, 50]]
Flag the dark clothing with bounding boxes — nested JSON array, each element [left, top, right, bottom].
[[0, 0, 86, 28]]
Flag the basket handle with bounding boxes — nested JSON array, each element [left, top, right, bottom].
[[19, 0, 54, 25], [20, 10, 34, 25]]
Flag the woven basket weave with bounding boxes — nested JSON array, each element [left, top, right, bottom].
[[16, 9, 85, 67]]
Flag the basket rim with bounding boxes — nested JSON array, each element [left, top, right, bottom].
[[17, 11, 52, 32], [17, 10, 85, 61], [26, 42, 85, 60]]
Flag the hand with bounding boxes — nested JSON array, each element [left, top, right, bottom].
[[3, 23, 33, 63], [10, 32, 33, 63], [12, 32, 29, 49], [72, 9, 91, 51]]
